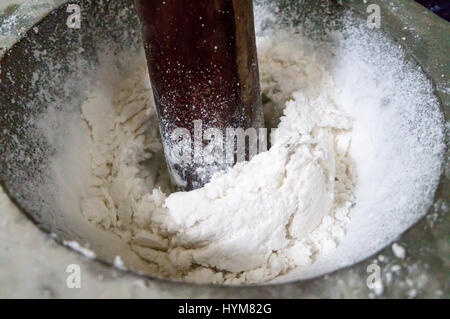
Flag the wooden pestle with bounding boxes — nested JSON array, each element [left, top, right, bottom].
[[135, 0, 263, 190]]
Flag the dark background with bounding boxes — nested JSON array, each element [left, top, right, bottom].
[[416, 0, 450, 21]]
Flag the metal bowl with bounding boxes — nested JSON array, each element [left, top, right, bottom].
[[0, 0, 448, 297]]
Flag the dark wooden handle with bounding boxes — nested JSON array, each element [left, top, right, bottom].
[[135, 0, 263, 190]]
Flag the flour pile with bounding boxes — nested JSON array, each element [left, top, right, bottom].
[[80, 35, 356, 284]]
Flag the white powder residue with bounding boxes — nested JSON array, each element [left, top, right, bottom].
[[62, 240, 96, 259], [79, 35, 356, 284], [392, 243, 406, 259], [113, 255, 127, 270]]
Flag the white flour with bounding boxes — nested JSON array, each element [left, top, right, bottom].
[[80, 35, 356, 284], [0, 0, 445, 296]]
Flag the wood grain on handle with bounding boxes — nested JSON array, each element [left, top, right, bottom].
[[135, 0, 263, 190]]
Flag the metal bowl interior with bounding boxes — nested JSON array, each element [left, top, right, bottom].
[[0, 0, 448, 291]]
